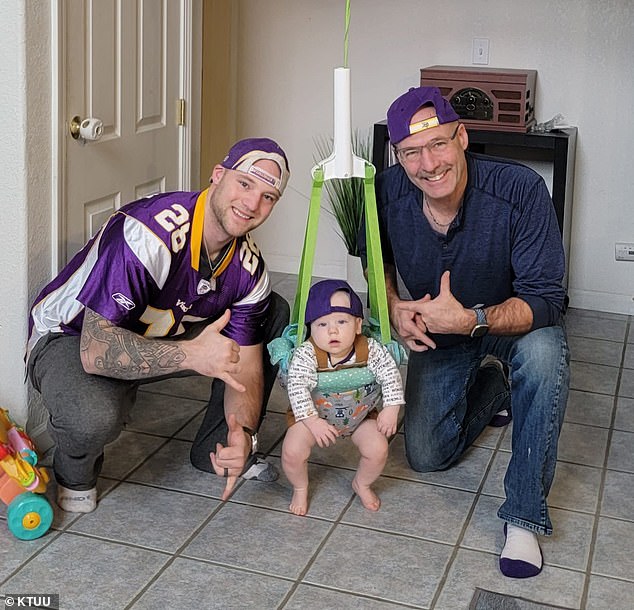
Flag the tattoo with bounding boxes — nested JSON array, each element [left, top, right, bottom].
[[81, 309, 186, 379]]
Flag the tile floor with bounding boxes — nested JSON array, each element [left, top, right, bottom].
[[1, 271, 633, 609]]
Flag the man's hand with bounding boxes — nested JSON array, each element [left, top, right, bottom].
[[382, 261, 435, 352], [209, 413, 251, 500], [80, 308, 247, 388], [212, 344, 264, 501], [389, 294, 437, 352], [400, 271, 473, 336], [302, 415, 339, 448], [376, 405, 400, 437], [182, 310, 246, 392]]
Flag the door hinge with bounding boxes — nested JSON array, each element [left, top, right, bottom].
[[177, 98, 186, 126]]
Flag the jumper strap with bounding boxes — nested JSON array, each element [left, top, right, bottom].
[[311, 333, 369, 371], [290, 163, 390, 347]]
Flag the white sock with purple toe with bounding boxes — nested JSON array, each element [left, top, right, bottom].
[[499, 523, 543, 578]]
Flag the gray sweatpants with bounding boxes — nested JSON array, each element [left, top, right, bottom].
[[27, 292, 289, 490]]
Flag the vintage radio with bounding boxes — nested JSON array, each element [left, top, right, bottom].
[[420, 65, 537, 132]]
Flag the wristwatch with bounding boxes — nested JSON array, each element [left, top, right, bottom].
[[470, 307, 489, 338], [242, 426, 258, 454]]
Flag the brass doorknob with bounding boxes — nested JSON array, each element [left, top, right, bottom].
[[69, 115, 103, 141]]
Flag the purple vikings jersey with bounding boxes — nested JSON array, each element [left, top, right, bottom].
[[27, 189, 271, 358]]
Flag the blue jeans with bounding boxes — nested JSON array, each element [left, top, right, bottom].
[[403, 324, 570, 535]]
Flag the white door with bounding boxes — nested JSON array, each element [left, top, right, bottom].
[[64, 0, 184, 262]]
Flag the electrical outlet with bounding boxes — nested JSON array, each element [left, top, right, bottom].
[[472, 38, 490, 65], [615, 242, 634, 261]]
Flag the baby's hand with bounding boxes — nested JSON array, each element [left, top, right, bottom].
[[376, 404, 400, 437], [302, 416, 339, 448]]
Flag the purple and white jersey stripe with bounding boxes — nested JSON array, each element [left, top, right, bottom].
[[27, 190, 271, 358]]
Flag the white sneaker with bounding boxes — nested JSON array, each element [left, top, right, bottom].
[[56, 485, 97, 513], [241, 458, 279, 482]]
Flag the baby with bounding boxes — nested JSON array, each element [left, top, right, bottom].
[[282, 279, 405, 515]]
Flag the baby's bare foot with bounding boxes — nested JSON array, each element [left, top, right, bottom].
[[289, 487, 309, 516], [352, 477, 381, 511]]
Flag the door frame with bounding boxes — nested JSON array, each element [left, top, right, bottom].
[[51, 0, 200, 275]]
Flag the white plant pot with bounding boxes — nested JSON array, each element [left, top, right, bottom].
[[346, 254, 367, 293]]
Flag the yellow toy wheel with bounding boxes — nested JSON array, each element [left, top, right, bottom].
[[7, 492, 53, 540]]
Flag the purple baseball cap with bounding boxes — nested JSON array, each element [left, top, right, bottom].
[[305, 279, 364, 325], [221, 137, 290, 195], [387, 86, 460, 145]]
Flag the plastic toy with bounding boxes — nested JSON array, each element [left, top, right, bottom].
[[0, 408, 53, 540]]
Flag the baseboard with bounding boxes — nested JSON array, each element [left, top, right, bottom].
[[568, 288, 634, 315]]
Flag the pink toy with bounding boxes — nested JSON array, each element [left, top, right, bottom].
[[0, 408, 53, 540]]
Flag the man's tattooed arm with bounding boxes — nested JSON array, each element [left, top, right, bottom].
[[80, 308, 187, 379]]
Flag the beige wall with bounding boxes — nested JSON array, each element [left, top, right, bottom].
[[199, 0, 237, 187], [235, 0, 634, 315], [0, 2, 52, 423]]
